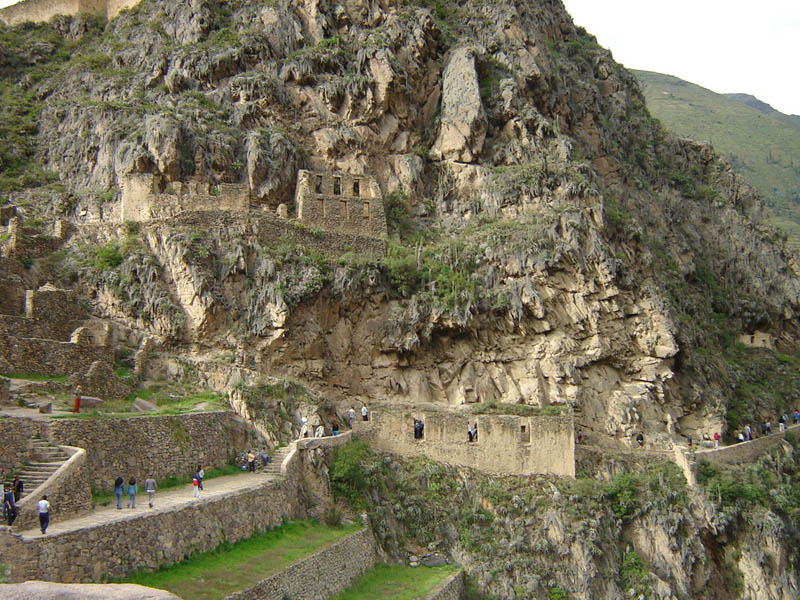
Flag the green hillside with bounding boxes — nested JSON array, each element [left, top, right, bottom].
[[634, 70, 800, 245]]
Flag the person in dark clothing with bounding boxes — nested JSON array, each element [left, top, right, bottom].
[[12, 476, 22, 502], [114, 476, 124, 509], [636, 432, 644, 448], [3, 486, 17, 526]]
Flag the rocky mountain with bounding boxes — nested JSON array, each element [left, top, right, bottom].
[[2, 0, 800, 597], [634, 69, 800, 245]]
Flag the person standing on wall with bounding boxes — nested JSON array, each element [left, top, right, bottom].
[[361, 404, 369, 422], [38, 495, 50, 534], [144, 476, 157, 508]]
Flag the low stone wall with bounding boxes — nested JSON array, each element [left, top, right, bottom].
[[14, 445, 92, 531], [0, 377, 10, 406], [0, 477, 305, 583], [699, 427, 799, 466], [48, 411, 253, 491], [0, 280, 25, 315], [226, 528, 378, 600], [426, 570, 465, 600], [361, 406, 575, 477]]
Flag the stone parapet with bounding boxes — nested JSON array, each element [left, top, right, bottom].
[[426, 570, 465, 600], [14, 445, 91, 531], [0, 477, 305, 583], [698, 428, 798, 466], [226, 528, 378, 600]]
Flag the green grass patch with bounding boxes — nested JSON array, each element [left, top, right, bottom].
[[0, 372, 68, 382], [331, 564, 459, 600], [123, 519, 361, 599], [471, 402, 564, 417]]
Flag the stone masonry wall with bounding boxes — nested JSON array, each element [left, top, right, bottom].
[[427, 570, 465, 600], [0, 336, 108, 376], [700, 428, 798, 466], [47, 411, 252, 491], [14, 446, 92, 531], [227, 528, 378, 600], [120, 174, 250, 222], [0, 0, 133, 25], [296, 169, 388, 239], [0, 417, 47, 473], [361, 406, 575, 477], [0, 476, 306, 583], [0, 314, 78, 342]]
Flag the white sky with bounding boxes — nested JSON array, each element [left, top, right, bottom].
[[1, 0, 798, 114], [562, 0, 800, 115]]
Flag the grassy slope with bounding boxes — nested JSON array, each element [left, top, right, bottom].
[[634, 70, 800, 245], [124, 520, 361, 599], [331, 564, 459, 600]]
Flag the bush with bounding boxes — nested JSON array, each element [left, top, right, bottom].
[[95, 243, 123, 269], [330, 440, 382, 507]]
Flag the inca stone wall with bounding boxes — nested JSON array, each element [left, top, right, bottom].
[[14, 446, 92, 531], [0, 335, 108, 377], [0, 0, 137, 25], [227, 528, 378, 600], [120, 174, 251, 222], [296, 170, 387, 239], [47, 411, 253, 491], [700, 429, 797, 466], [0, 476, 306, 583], [0, 417, 46, 472], [360, 407, 575, 477], [427, 570, 465, 600]]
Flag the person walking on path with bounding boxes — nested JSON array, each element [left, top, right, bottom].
[[3, 485, 17, 526], [247, 450, 256, 473], [314, 424, 324, 438], [196, 466, 204, 491], [361, 404, 369, 422], [192, 473, 200, 498], [114, 476, 124, 509], [144, 477, 157, 508], [348, 407, 356, 429], [126, 478, 138, 509], [636, 432, 644, 448], [713, 431, 720, 449], [12, 476, 22, 502], [37, 495, 50, 534]]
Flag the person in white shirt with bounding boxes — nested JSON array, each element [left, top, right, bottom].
[[315, 424, 325, 438], [38, 495, 51, 534], [361, 405, 368, 422]]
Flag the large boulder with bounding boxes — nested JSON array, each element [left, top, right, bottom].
[[431, 46, 487, 163]]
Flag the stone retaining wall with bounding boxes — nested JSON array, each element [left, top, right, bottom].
[[0, 417, 46, 473], [14, 445, 92, 531], [226, 528, 378, 600], [426, 570, 465, 600], [699, 428, 798, 466], [0, 477, 306, 583], [48, 411, 253, 491], [0, 336, 108, 377]]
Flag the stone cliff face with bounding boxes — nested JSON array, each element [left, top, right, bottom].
[[3, 0, 800, 596]]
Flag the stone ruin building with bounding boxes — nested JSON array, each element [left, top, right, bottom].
[[295, 170, 387, 239]]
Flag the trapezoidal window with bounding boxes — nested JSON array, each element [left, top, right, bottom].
[[353, 180, 360, 196], [315, 175, 322, 194], [333, 177, 341, 195], [362, 202, 370, 219]]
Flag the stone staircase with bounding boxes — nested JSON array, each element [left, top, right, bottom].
[[262, 445, 293, 476], [17, 438, 70, 497]]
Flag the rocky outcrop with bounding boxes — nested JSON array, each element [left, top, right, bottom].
[[431, 46, 487, 163]]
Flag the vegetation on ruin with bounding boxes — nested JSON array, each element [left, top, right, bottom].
[[330, 564, 459, 600], [123, 519, 360, 598]]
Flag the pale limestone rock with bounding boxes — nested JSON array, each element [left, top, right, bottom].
[[431, 47, 487, 163], [0, 582, 180, 599], [145, 115, 181, 180]]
